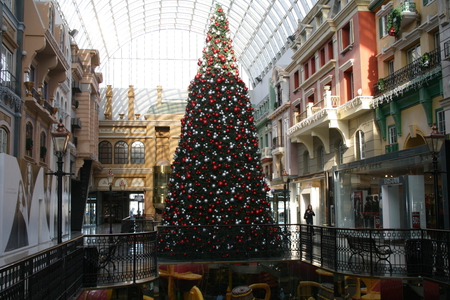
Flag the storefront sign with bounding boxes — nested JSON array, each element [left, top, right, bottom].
[[382, 177, 400, 185], [412, 212, 420, 229]]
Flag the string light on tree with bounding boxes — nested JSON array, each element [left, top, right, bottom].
[[158, 4, 282, 259]]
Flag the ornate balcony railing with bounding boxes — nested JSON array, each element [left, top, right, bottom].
[[0, 70, 20, 95], [157, 224, 450, 283], [0, 231, 158, 300], [374, 47, 441, 97]]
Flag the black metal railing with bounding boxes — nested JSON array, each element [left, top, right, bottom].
[[0, 237, 84, 300], [0, 231, 158, 300], [157, 224, 450, 283], [83, 232, 158, 286], [374, 47, 441, 97], [121, 217, 160, 233], [0, 70, 20, 95]]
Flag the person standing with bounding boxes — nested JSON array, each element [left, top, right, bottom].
[[304, 204, 315, 225]]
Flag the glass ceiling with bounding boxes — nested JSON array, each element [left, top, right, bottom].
[[57, 0, 317, 89]]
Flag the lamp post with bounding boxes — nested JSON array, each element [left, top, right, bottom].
[[424, 125, 446, 229], [49, 122, 70, 244], [107, 169, 115, 234], [120, 179, 126, 216], [281, 170, 290, 231]]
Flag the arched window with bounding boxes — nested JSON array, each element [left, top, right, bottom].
[[99, 141, 112, 164], [0, 127, 8, 153], [356, 130, 365, 160], [131, 141, 145, 164], [317, 146, 325, 170], [40, 132, 47, 162], [26, 122, 33, 156], [303, 151, 310, 174], [114, 141, 128, 164]]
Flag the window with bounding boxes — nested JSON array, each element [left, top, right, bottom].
[[99, 141, 112, 164], [49, 5, 54, 33], [40, 132, 46, 162], [388, 125, 397, 144], [423, 0, 435, 6], [344, 69, 354, 101], [114, 141, 129, 164], [328, 41, 334, 60], [356, 130, 365, 160], [1, 45, 13, 87], [131, 141, 145, 164], [1, 45, 13, 73], [407, 44, 421, 64], [435, 31, 440, 49], [379, 14, 389, 38], [294, 70, 300, 89], [337, 140, 345, 165], [388, 60, 394, 74], [340, 20, 354, 53], [25, 122, 33, 157], [320, 48, 326, 67], [311, 57, 316, 74], [303, 151, 310, 174], [0, 127, 8, 153], [437, 109, 446, 135], [304, 62, 309, 79], [317, 146, 325, 170]]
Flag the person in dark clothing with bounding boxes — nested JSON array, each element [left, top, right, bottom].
[[304, 204, 315, 225]]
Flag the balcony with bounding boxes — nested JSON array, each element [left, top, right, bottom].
[[272, 136, 284, 156], [2, 225, 450, 299], [23, 83, 59, 123], [400, 2, 419, 28], [260, 147, 273, 162], [0, 231, 157, 298], [385, 143, 399, 153], [373, 47, 441, 102]]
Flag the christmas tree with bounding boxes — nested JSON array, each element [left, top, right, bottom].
[[158, 4, 282, 260]]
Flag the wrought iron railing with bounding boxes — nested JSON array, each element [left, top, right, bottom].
[[0, 232, 158, 300], [374, 47, 441, 97], [83, 232, 157, 286], [0, 70, 20, 95], [0, 237, 84, 300], [157, 224, 450, 283]]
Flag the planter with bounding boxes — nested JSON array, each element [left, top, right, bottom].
[[24, 81, 34, 97]]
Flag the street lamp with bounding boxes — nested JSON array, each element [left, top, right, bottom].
[[281, 169, 290, 230], [49, 122, 70, 244], [424, 125, 446, 229], [107, 169, 115, 234]]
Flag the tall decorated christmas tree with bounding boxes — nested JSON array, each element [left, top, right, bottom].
[[158, 4, 282, 260]]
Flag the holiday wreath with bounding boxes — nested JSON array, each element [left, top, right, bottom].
[[386, 8, 402, 36]]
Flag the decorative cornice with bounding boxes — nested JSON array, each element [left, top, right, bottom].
[[268, 102, 291, 120]]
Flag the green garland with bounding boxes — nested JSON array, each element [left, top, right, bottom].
[[26, 138, 33, 150], [377, 78, 385, 91], [386, 8, 402, 36], [420, 52, 430, 68]]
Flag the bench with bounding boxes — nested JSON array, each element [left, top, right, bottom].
[[346, 235, 393, 274]]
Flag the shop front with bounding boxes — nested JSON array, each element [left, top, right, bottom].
[[333, 145, 446, 229]]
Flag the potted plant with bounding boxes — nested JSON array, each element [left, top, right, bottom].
[[26, 138, 33, 151], [377, 78, 385, 91], [40, 146, 47, 159]]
